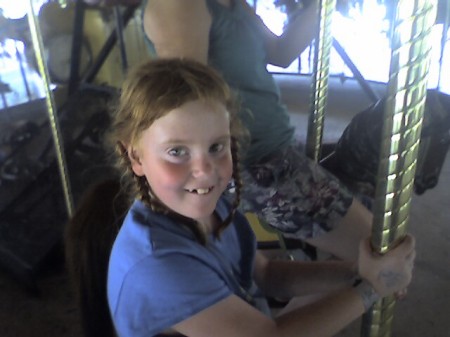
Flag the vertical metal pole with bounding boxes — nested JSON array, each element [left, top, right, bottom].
[[437, 0, 449, 89], [68, 0, 86, 94], [306, 0, 336, 162], [361, 1, 437, 336], [26, 0, 74, 217], [114, 5, 129, 73]]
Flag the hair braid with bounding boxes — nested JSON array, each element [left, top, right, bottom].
[[216, 136, 242, 236], [116, 142, 171, 214]]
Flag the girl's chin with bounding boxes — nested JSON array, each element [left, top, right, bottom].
[[163, 191, 224, 221], [185, 210, 216, 223]]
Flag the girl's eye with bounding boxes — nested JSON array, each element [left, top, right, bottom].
[[210, 143, 225, 153], [167, 147, 188, 157]]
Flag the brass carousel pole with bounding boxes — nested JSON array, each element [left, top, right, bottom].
[[26, 0, 74, 217], [305, 0, 336, 161], [361, 1, 437, 336]]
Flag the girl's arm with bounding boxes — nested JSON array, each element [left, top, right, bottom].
[[255, 234, 415, 300], [172, 291, 365, 337], [253, 251, 358, 300], [143, 0, 211, 63], [172, 236, 414, 337]]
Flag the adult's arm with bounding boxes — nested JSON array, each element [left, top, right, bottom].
[[143, 0, 211, 63], [242, 0, 320, 68], [144, 0, 319, 68]]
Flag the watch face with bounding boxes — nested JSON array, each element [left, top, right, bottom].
[[46, 33, 92, 84]]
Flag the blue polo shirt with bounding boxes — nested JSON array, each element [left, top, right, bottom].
[[107, 197, 268, 337]]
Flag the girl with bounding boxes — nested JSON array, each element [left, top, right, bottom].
[[105, 58, 415, 337], [141, 0, 373, 261]]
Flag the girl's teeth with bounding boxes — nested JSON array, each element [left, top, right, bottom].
[[196, 188, 209, 195]]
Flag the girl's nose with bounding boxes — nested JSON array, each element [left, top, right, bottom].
[[191, 155, 213, 177]]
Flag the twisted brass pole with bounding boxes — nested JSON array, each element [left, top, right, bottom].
[[361, 1, 437, 336], [306, 0, 336, 161], [27, 0, 74, 217]]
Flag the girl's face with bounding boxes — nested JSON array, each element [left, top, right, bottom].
[[129, 99, 233, 226]]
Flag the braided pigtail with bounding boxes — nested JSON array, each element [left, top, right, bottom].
[[116, 142, 166, 213], [215, 136, 242, 236], [115, 142, 140, 203]]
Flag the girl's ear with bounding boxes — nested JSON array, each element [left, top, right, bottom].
[[127, 146, 145, 177]]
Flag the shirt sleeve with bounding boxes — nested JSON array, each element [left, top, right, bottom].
[[112, 252, 232, 337]]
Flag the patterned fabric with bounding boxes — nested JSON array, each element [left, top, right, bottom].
[[235, 141, 354, 240]]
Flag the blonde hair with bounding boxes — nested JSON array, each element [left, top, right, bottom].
[[108, 58, 247, 243]]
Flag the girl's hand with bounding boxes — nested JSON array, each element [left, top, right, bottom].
[[358, 234, 416, 297]]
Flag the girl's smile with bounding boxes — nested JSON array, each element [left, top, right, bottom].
[[185, 187, 213, 195], [128, 99, 233, 228]]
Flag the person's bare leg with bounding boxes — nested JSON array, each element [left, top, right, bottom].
[[306, 199, 372, 261]]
